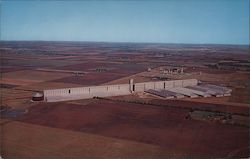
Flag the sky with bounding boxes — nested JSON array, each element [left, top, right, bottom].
[[1, 0, 249, 45]]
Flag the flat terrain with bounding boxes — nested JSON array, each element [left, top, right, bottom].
[[51, 72, 127, 85], [1, 41, 250, 159], [2, 70, 72, 82], [2, 121, 179, 159], [18, 100, 249, 159]]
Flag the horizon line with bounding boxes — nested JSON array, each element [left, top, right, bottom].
[[1, 40, 249, 46]]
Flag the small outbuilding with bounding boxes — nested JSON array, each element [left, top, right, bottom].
[[32, 92, 44, 101]]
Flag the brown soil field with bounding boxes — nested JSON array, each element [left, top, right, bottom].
[[37, 55, 80, 60], [51, 72, 127, 85], [230, 87, 250, 104], [59, 62, 118, 71], [2, 121, 183, 159], [1, 88, 32, 100], [1, 83, 18, 88], [0, 78, 40, 86], [109, 94, 250, 115], [103, 71, 153, 85], [172, 71, 249, 85], [149, 99, 250, 115], [16, 81, 83, 91], [1, 88, 34, 108], [109, 63, 148, 74], [2, 70, 72, 82], [2, 98, 35, 109], [2, 58, 83, 68], [113, 94, 250, 115], [182, 96, 250, 107], [19, 100, 249, 158], [59, 62, 148, 75], [0, 66, 27, 73]]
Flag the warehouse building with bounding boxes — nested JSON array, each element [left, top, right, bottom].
[[42, 78, 231, 102]]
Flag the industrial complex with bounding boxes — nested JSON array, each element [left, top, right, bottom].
[[41, 78, 232, 102]]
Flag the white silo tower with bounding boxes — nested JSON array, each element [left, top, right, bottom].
[[129, 78, 134, 93]]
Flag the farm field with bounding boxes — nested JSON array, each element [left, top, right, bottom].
[[2, 70, 72, 83], [18, 100, 249, 159], [1, 41, 250, 159], [51, 72, 127, 85], [2, 121, 180, 159]]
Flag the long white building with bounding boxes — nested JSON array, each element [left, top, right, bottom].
[[43, 79, 198, 102], [43, 79, 231, 102]]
